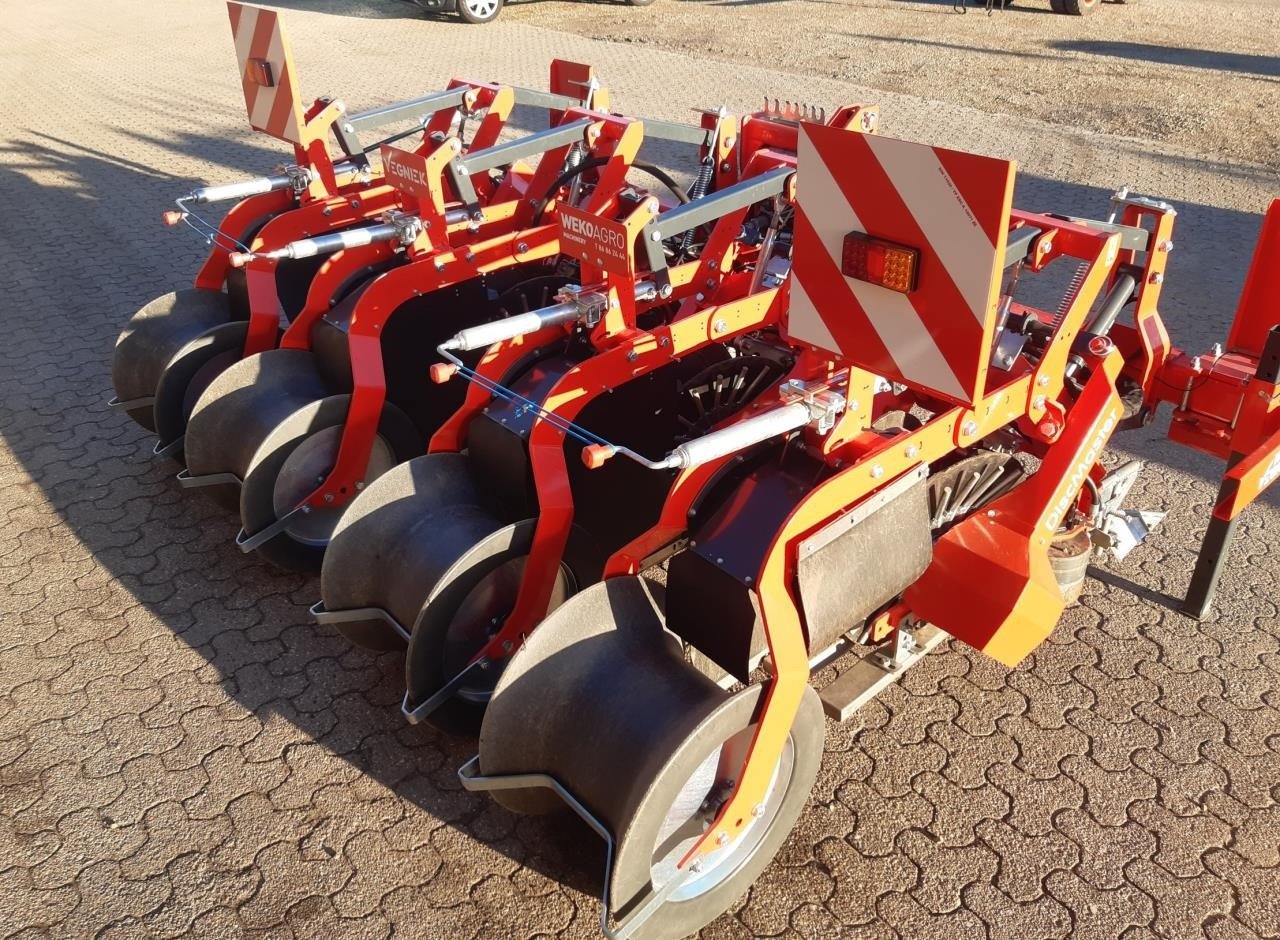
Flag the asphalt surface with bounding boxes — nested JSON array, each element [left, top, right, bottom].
[[1, 1, 1279, 938]]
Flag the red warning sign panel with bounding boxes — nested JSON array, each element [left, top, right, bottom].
[[227, 2, 305, 145], [380, 145, 433, 201], [557, 203, 633, 274]]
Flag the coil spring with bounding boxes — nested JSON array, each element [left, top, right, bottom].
[[678, 160, 716, 257], [1054, 261, 1089, 330]]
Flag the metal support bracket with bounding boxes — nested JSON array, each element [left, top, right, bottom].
[[819, 623, 948, 722], [234, 506, 303, 553], [640, 166, 793, 287], [401, 657, 492, 724], [871, 625, 919, 672], [153, 436, 185, 459], [107, 395, 155, 413], [457, 756, 697, 939], [449, 118, 595, 210], [176, 469, 242, 489], [309, 602, 411, 643]]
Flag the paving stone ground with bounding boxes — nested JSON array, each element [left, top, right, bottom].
[[1, 2, 1279, 938]]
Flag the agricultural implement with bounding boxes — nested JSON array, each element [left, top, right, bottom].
[[375, 128, 1276, 937], [108, 4, 1280, 938]]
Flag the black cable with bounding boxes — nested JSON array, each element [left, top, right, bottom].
[[531, 156, 690, 225]]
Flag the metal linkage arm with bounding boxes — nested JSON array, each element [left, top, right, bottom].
[[640, 166, 793, 277], [447, 118, 595, 208], [342, 87, 472, 136], [638, 118, 718, 149]]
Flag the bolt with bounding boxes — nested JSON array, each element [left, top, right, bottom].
[[323, 493, 334, 503], [660, 336, 670, 347], [1033, 395, 1047, 409], [300, 505, 312, 514], [465, 251, 475, 263], [626, 350, 638, 362], [1038, 375, 1051, 387], [502, 640, 513, 653], [651, 230, 664, 242], [713, 319, 727, 334], [323, 207, 332, 217], [1160, 240, 1174, 252], [516, 241, 528, 254], [1150, 272, 1164, 285], [961, 420, 978, 437], [434, 260, 446, 273], [342, 122, 354, 134], [658, 284, 674, 299], [987, 509, 996, 518], [716, 833, 730, 847], [708, 259, 718, 271], [871, 465, 885, 479], [350, 199, 359, 208], [355, 481, 365, 491], [720, 161, 732, 173], [905, 444, 920, 459], [696, 293, 706, 303], [690, 860, 704, 874]]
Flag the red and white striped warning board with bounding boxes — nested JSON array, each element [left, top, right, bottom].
[[227, 2, 305, 145], [789, 122, 1015, 407]]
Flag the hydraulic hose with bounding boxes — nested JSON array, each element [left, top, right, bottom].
[[531, 156, 691, 225]]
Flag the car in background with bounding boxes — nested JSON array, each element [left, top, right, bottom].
[[406, 0, 655, 25]]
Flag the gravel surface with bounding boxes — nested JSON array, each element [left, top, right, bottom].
[[499, 0, 1280, 169], [2, 1, 1279, 938]]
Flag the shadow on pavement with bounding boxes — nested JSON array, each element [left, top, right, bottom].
[[1051, 40, 1280, 80]]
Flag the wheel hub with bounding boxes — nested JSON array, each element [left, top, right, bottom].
[[445, 556, 572, 704], [649, 726, 791, 901], [272, 426, 396, 546]]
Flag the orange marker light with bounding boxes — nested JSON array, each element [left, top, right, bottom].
[[841, 231, 920, 294]]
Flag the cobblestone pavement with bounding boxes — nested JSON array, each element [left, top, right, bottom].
[[2, 2, 1279, 938]]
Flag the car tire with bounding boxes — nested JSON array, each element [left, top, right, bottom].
[[457, 0, 502, 23]]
